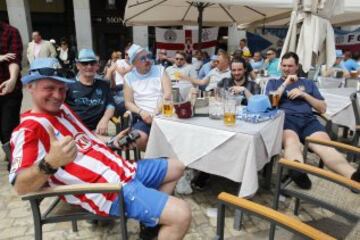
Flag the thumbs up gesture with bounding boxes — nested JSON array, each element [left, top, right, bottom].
[[45, 128, 77, 169]]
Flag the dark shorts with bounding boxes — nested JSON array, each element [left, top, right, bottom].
[[133, 117, 152, 135], [284, 114, 326, 143], [109, 158, 169, 227]]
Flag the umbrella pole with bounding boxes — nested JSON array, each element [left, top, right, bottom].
[[197, 3, 204, 51]]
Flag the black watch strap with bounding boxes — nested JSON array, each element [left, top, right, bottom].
[[38, 158, 58, 175]]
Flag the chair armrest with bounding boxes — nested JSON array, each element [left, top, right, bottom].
[[21, 183, 122, 201], [305, 136, 360, 155], [217, 192, 336, 240], [279, 158, 360, 191], [313, 111, 330, 122]]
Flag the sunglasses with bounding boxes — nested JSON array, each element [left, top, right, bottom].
[[80, 61, 97, 66], [175, 58, 185, 61], [266, 53, 274, 56], [138, 54, 152, 63], [30, 68, 66, 77]]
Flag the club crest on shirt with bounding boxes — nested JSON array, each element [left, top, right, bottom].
[[74, 132, 93, 152]]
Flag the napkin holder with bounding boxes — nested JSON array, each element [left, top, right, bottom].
[[193, 97, 209, 116]]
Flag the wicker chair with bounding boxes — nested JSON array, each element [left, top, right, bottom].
[[216, 192, 359, 240]]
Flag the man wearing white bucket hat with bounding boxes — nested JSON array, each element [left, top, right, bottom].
[[124, 44, 172, 151]]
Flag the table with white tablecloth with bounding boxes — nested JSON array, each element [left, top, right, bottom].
[[145, 113, 284, 197], [320, 88, 356, 130]]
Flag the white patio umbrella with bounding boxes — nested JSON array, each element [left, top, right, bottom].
[[280, 0, 343, 73], [124, 0, 290, 49]]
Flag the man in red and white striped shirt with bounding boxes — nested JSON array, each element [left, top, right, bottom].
[[9, 58, 191, 240]]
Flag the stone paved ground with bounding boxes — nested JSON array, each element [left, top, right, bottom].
[[0, 89, 350, 239]]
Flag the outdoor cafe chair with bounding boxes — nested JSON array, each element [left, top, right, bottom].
[[216, 192, 359, 240], [271, 155, 359, 240], [2, 143, 129, 240], [317, 76, 345, 89]]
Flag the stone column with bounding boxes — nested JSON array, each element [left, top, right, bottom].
[[227, 24, 246, 54], [133, 26, 149, 49], [6, 0, 32, 66], [73, 0, 93, 50]]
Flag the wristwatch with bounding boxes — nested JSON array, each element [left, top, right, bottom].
[[38, 158, 58, 175]]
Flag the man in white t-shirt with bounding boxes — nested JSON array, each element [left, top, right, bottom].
[[166, 51, 197, 82], [183, 50, 231, 91], [124, 44, 172, 151]]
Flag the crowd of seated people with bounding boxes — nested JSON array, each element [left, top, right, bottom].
[[6, 33, 360, 240]]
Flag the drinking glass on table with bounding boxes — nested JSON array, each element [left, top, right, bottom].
[[162, 95, 174, 117], [269, 91, 280, 108], [223, 96, 236, 126]]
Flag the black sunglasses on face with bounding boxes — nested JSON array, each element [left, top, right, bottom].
[[138, 54, 152, 63], [30, 68, 66, 77], [175, 58, 184, 61], [80, 61, 97, 66]]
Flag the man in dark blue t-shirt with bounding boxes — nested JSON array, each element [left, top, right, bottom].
[[66, 49, 114, 134], [266, 52, 359, 189]]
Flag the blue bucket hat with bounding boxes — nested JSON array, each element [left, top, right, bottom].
[[128, 44, 146, 64], [246, 95, 271, 113], [77, 48, 97, 62], [21, 58, 74, 85]]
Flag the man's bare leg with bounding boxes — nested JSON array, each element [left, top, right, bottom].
[[283, 129, 303, 162], [308, 131, 356, 178], [159, 158, 185, 194], [158, 196, 191, 240]]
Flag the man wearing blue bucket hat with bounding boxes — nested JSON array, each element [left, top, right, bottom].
[[9, 57, 191, 240], [124, 44, 172, 151], [65, 49, 115, 135], [266, 52, 360, 189]]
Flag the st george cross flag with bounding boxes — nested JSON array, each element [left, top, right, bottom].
[[155, 27, 218, 57]]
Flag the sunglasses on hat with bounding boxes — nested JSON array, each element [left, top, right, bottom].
[[138, 54, 152, 63], [30, 68, 66, 77]]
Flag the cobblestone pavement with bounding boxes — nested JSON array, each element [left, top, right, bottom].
[[0, 90, 345, 239]]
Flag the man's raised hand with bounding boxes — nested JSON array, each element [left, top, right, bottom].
[[44, 128, 77, 169]]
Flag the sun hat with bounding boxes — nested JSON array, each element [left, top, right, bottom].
[[336, 49, 344, 58], [246, 95, 271, 113], [21, 58, 74, 85], [128, 44, 146, 64], [77, 48, 97, 62]]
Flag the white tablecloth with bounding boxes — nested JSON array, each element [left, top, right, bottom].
[[320, 88, 356, 130], [145, 113, 285, 197]]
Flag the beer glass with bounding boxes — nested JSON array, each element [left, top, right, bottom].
[[162, 96, 174, 117], [174, 71, 181, 82], [269, 91, 280, 108], [223, 97, 236, 126]]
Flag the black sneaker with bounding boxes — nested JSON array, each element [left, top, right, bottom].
[[289, 170, 312, 190], [139, 223, 160, 240], [191, 172, 210, 191]]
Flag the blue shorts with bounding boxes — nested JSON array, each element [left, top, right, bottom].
[[109, 158, 169, 227], [133, 118, 151, 135], [284, 114, 325, 143]]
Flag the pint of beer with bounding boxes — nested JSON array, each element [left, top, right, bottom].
[[223, 97, 236, 126], [269, 91, 280, 108], [162, 96, 174, 117]]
